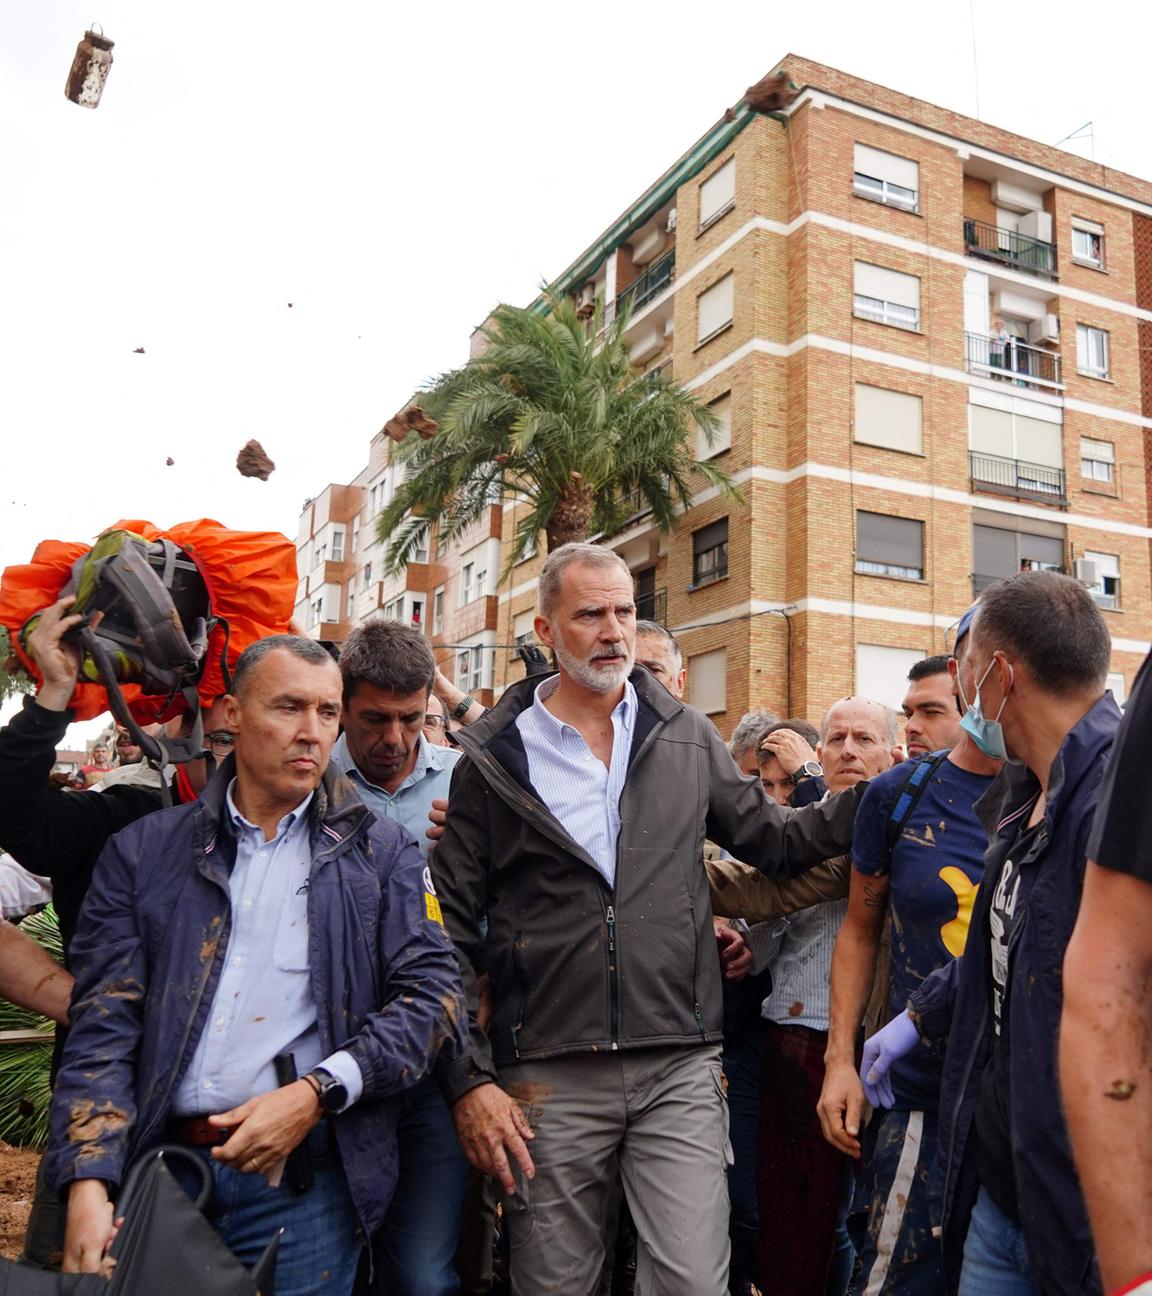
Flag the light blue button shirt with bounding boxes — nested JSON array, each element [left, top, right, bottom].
[[515, 676, 637, 888], [171, 783, 362, 1115], [329, 732, 460, 860]]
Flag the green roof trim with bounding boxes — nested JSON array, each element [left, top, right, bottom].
[[531, 105, 784, 310]]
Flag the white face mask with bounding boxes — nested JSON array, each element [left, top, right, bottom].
[[958, 655, 1013, 760]]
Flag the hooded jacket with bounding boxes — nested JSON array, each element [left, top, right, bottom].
[[432, 667, 861, 1101], [45, 759, 466, 1239], [909, 693, 1121, 1296]]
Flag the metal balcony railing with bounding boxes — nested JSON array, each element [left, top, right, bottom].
[[973, 565, 1066, 597], [963, 217, 1057, 280], [969, 450, 1068, 505], [965, 332, 1062, 391], [635, 587, 668, 626], [604, 251, 675, 326]]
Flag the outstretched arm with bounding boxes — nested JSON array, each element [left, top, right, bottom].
[[1062, 861, 1152, 1294], [0, 918, 73, 1023]]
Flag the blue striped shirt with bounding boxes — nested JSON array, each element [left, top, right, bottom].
[[760, 899, 848, 1031], [515, 676, 637, 888]]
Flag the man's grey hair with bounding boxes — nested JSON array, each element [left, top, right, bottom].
[[538, 542, 633, 618], [339, 620, 437, 704], [231, 635, 337, 697], [818, 696, 900, 747], [634, 620, 682, 672], [728, 707, 781, 762]]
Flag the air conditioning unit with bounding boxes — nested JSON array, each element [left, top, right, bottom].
[[1027, 314, 1060, 346], [1073, 557, 1100, 587], [990, 180, 1043, 214], [579, 282, 596, 308], [631, 227, 666, 265], [666, 207, 678, 233]]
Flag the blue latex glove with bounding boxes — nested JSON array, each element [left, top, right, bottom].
[[860, 1011, 920, 1109]]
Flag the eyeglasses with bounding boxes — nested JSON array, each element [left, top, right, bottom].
[[204, 731, 237, 753], [423, 714, 446, 730]]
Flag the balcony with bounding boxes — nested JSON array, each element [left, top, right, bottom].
[[972, 564, 1065, 597], [635, 586, 668, 625], [963, 218, 1057, 280], [964, 332, 1062, 393], [604, 250, 675, 327], [969, 451, 1068, 507]]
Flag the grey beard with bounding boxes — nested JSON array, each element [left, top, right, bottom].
[[553, 639, 633, 693]]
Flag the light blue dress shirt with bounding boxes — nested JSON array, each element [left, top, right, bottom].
[[171, 784, 362, 1115], [329, 732, 460, 860], [515, 676, 637, 888]]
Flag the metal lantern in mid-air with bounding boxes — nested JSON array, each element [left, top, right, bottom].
[[65, 26, 114, 109]]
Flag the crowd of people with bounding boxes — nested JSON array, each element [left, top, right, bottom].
[[0, 538, 1148, 1296]]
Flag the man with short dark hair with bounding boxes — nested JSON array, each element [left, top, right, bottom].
[[434, 541, 862, 1296], [861, 571, 1118, 1295], [47, 635, 464, 1296], [328, 618, 467, 1296], [633, 619, 686, 699], [755, 719, 822, 806], [818, 646, 998, 1294]]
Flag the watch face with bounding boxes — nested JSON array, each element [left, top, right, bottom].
[[321, 1078, 348, 1113], [802, 761, 822, 777]]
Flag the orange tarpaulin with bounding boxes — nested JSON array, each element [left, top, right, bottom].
[[0, 518, 297, 721]]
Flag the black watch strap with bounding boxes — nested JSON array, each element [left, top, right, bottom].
[[451, 695, 475, 721]]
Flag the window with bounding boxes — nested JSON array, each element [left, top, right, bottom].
[[689, 648, 727, 714], [853, 263, 920, 330], [1071, 218, 1105, 268], [456, 646, 486, 693], [314, 543, 326, 569], [699, 158, 736, 230], [345, 581, 355, 619], [854, 384, 923, 454], [412, 527, 429, 564], [1080, 437, 1115, 484], [696, 274, 734, 344], [1076, 325, 1110, 378], [855, 512, 924, 580], [351, 516, 361, 553], [852, 144, 919, 212], [1083, 551, 1120, 609], [856, 645, 926, 710], [330, 528, 344, 562], [436, 529, 448, 558], [362, 561, 373, 590], [459, 556, 487, 607], [972, 522, 1064, 590], [696, 392, 732, 459], [382, 596, 402, 621], [310, 597, 323, 627], [513, 609, 535, 651], [410, 598, 423, 627], [968, 401, 1064, 496], [432, 586, 445, 635], [692, 519, 728, 588], [1107, 672, 1127, 707]]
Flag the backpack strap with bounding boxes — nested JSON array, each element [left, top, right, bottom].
[[885, 749, 951, 855]]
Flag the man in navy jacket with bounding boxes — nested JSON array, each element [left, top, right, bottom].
[[860, 571, 1119, 1296], [45, 635, 465, 1296]]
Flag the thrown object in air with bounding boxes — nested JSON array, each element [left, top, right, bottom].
[[236, 439, 276, 481], [383, 405, 439, 444], [742, 69, 800, 115], [65, 26, 115, 109]]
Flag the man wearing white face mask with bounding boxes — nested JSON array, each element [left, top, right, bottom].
[[858, 570, 1119, 1296]]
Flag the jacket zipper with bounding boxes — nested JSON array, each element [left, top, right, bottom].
[[511, 930, 529, 1061], [606, 904, 619, 1051]]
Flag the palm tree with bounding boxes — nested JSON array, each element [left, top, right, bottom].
[[375, 294, 739, 572]]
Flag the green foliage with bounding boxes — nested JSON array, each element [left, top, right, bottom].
[[0, 626, 33, 702], [376, 293, 741, 575], [0, 908, 62, 1148]]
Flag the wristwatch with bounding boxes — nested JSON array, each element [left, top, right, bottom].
[[304, 1067, 348, 1114], [451, 695, 476, 721], [791, 760, 823, 781]]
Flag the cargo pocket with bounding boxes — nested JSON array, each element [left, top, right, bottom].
[[502, 1155, 537, 1251], [709, 1058, 735, 1170]]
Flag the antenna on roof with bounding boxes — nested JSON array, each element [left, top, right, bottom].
[[1054, 121, 1095, 161]]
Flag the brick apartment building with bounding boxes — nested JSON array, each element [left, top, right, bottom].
[[296, 54, 1152, 730]]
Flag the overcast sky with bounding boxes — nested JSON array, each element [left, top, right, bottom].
[[1, 1, 1146, 741]]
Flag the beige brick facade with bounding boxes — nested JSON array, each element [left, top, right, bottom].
[[300, 56, 1152, 734]]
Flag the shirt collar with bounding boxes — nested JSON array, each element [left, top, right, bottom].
[[225, 778, 314, 840], [528, 674, 637, 738], [332, 731, 454, 797]]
